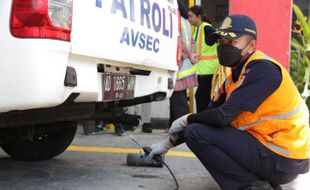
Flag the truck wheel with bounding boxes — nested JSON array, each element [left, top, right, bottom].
[[0, 122, 77, 161]]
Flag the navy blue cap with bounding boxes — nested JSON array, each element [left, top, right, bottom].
[[207, 15, 257, 45]]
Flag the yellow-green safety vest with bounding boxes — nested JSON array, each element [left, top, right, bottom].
[[193, 22, 219, 75]]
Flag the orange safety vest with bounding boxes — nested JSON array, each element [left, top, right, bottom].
[[225, 50, 310, 159]]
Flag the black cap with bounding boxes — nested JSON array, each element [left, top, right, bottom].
[[207, 14, 257, 45]]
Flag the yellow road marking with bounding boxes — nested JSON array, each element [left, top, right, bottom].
[[67, 145, 196, 158]]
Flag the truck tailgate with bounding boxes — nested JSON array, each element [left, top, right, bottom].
[[70, 0, 179, 71]]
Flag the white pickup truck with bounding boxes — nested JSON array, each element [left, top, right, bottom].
[[0, 0, 179, 160]]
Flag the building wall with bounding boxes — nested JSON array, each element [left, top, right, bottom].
[[179, 0, 229, 26], [230, 0, 292, 69], [201, 0, 229, 27]]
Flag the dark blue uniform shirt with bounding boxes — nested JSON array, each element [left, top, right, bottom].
[[227, 59, 282, 112]]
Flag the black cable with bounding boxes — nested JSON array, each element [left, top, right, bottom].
[[129, 135, 180, 189], [161, 160, 180, 190]]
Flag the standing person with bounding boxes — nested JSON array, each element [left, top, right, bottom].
[[188, 6, 219, 112], [169, 1, 199, 126], [148, 15, 310, 190]]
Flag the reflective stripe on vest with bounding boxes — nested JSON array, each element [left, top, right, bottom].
[[181, 19, 190, 47], [177, 18, 196, 80], [177, 66, 196, 79], [199, 55, 218, 60], [267, 142, 290, 157], [237, 103, 305, 131]]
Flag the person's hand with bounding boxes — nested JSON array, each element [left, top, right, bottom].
[[190, 54, 200, 64], [168, 114, 189, 142], [148, 138, 174, 160]]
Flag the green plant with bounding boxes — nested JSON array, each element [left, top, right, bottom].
[[291, 4, 310, 101]]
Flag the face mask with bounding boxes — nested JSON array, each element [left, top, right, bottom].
[[217, 44, 242, 67], [217, 41, 252, 67]]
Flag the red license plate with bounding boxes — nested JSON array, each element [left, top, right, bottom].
[[102, 74, 135, 101]]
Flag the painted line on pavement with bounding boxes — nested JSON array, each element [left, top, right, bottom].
[[67, 145, 196, 158]]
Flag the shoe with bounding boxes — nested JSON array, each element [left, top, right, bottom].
[[141, 123, 152, 133], [95, 124, 103, 132], [243, 180, 273, 190], [115, 123, 125, 136]]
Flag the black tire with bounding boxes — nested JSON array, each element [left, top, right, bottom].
[[0, 122, 77, 161]]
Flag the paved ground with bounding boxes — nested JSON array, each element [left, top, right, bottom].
[[0, 126, 309, 190]]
